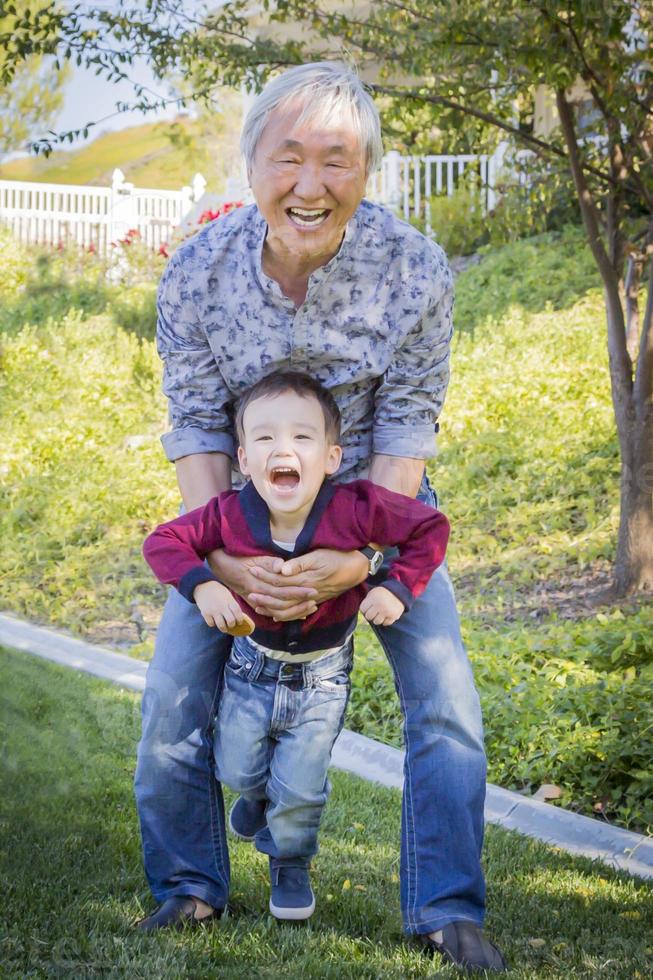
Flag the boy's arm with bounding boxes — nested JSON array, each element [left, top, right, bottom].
[[142, 497, 226, 603], [356, 483, 450, 611]]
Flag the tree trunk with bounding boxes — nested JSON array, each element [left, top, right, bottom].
[[603, 287, 653, 595], [556, 90, 653, 595], [613, 413, 653, 594], [625, 255, 642, 361]]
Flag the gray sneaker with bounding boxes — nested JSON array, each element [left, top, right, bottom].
[[420, 921, 507, 973]]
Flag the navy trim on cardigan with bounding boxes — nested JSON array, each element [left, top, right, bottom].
[[179, 566, 220, 603], [238, 478, 337, 557], [381, 578, 415, 611]]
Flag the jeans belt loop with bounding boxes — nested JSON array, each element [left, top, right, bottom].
[[247, 648, 265, 681]]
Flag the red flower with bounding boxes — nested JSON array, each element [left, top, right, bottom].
[[158, 243, 170, 258], [198, 208, 221, 224], [197, 201, 244, 225], [113, 228, 141, 247]]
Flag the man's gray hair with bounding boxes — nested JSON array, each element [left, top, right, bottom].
[[240, 62, 383, 177]]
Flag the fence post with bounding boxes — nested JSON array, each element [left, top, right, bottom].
[[180, 183, 193, 219], [191, 173, 207, 203], [385, 150, 402, 211], [108, 168, 135, 245], [487, 142, 508, 211], [178, 173, 208, 222]]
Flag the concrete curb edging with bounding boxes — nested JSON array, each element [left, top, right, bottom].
[[2, 612, 652, 882]]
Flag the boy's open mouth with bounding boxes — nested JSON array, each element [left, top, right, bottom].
[[286, 207, 330, 228], [269, 466, 301, 489]]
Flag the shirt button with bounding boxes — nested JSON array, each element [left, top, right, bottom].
[[245, 663, 252, 670]]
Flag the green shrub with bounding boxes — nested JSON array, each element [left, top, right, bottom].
[[0, 312, 175, 637], [412, 182, 489, 256], [454, 224, 600, 333], [350, 610, 653, 834], [111, 283, 158, 340], [0, 225, 30, 297], [0, 245, 110, 334], [408, 155, 582, 258], [486, 152, 581, 248], [475, 610, 653, 833], [0, 236, 163, 339]]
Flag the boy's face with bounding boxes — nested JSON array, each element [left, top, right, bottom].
[[237, 390, 342, 524]]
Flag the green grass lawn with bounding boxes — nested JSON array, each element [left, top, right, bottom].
[[2, 647, 652, 979]]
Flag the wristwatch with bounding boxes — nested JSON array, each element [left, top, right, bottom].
[[358, 545, 384, 576]]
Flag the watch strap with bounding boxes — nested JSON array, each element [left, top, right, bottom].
[[357, 545, 384, 575], [358, 546, 377, 561]]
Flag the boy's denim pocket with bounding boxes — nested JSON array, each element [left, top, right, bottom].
[[314, 670, 351, 695]]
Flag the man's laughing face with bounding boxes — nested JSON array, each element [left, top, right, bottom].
[[248, 99, 367, 268]]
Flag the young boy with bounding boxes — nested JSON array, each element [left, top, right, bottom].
[[143, 371, 449, 922]]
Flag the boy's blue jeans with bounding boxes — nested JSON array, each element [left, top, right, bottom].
[[214, 637, 353, 861], [134, 477, 487, 935]]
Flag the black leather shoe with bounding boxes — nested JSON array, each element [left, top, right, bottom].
[[419, 921, 507, 973], [135, 896, 223, 932]]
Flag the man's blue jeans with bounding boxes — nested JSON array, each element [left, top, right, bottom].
[[134, 477, 487, 934], [215, 637, 353, 861]]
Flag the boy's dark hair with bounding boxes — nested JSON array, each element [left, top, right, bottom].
[[235, 371, 341, 444]]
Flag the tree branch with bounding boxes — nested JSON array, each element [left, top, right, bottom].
[[370, 83, 617, 186], [556, 88, 633, 397], [379, 0, 495, 42], [625, 254, 643, 360], [634, 235, 653, 406], [564, 16, 608, 106]]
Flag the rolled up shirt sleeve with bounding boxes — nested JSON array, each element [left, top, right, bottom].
[[157, 252, 235, 462], [373, 254, 453, 460]]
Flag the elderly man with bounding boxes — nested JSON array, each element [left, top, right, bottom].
[[135, 62, 506, 973]]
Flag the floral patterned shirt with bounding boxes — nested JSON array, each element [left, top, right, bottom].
[[157, 200, 453, 483]]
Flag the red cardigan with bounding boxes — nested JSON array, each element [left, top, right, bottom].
[[143, 479, 449, 654]]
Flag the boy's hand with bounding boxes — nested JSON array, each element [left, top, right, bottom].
[[359, 586, 406, 627], [193, 581, 255, 636]]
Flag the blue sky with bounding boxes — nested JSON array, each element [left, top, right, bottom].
[[53, 57, 180, 143], [51, 0, 215, 143], [53, 0, 204, 142]]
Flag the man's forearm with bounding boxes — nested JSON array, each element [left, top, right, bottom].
[[175, 452, 233, 511], [368, 453, 425, 499]]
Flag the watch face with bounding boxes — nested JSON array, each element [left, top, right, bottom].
[[370, 551, 384, 574]]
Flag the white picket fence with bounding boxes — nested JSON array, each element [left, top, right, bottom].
[[0, 169, 210, 254], [367, 148, 502, 230], [0, 147, 505, 251]]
